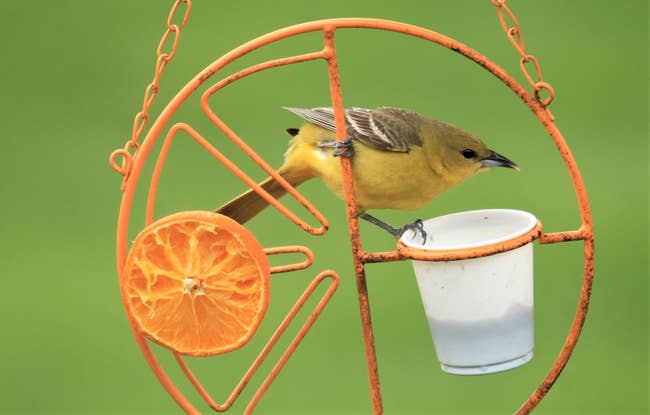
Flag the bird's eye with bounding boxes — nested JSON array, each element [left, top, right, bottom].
[[461, 149, 476, 159]]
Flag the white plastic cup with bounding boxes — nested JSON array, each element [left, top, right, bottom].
[[400, 209, 537, 375]]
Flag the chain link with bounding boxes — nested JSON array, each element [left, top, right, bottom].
[[110, 0, 192, 186], [491, 0, 555, 109]]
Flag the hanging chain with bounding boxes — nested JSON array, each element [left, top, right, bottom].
[[490, 0, 555, 110], [110, 0, 192, 188]]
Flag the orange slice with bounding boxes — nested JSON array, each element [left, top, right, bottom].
[[121, 211, 270, 356]]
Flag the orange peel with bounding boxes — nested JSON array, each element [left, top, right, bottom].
[[121, 211, 270, 356]]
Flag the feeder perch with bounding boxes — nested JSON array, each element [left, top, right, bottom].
[[110, 1, 594, 414]]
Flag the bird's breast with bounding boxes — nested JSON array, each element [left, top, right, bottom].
[[307, 143, 447, 211]]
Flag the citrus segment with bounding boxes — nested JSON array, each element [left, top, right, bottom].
[[122, 211, 270, 356]]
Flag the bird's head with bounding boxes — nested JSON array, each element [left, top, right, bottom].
[[424, 119, 519, 184]]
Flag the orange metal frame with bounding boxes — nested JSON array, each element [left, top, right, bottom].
[[112, 8, 594, 415]]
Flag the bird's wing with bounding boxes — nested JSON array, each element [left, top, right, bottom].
[[284, 106, 422, 152]]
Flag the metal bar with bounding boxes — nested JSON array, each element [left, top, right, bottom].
[[514, 117, 594, 415], [173, 270, 339, 412], [245, 271, 340, 413], [204, 51, 327, 92], [539, 228, 589, 244], [516, 238, 595, 414], [134, 331, 201, 414], [265, 245, 315, 274], [397, 221, 543, 261], [146, 122, 326, 233], [199, 52, 330, 236], [323, 26, 384, 415]]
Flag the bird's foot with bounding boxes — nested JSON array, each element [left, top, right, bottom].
[[318, 137, 354, 158], [333, 137, 354, 157], [397, 219, 427, 244], [358, 213, 427, 244]]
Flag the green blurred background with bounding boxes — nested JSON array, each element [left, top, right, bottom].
[[1, 1, 647, 414]]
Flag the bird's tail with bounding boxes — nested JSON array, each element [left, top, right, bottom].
[[215, 172, 305, 224]]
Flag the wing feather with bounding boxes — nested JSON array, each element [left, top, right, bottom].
[[284, 106, 422, 152]]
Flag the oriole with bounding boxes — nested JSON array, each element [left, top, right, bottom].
[[216, 106, 518, 238]]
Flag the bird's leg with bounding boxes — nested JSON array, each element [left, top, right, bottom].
[[317, 137, 354, 158], [358, 213, 427, 243]]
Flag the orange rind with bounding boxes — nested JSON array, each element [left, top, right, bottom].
[[121, 211, 270, 356]]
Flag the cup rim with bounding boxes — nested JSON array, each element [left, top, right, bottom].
[[400, 209, 537, 250]]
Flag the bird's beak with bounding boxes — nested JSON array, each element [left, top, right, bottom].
[[481, 150, 520, 171]]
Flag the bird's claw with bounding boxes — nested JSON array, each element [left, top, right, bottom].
[[332, 137, 354, 158], [358, 213, 427, 244], [398, 219, 427, 244]]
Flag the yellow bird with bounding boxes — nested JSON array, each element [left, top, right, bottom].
[[216, 106, 518, 238]]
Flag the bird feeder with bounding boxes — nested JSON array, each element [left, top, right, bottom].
[[110, 1, 594, 414]]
